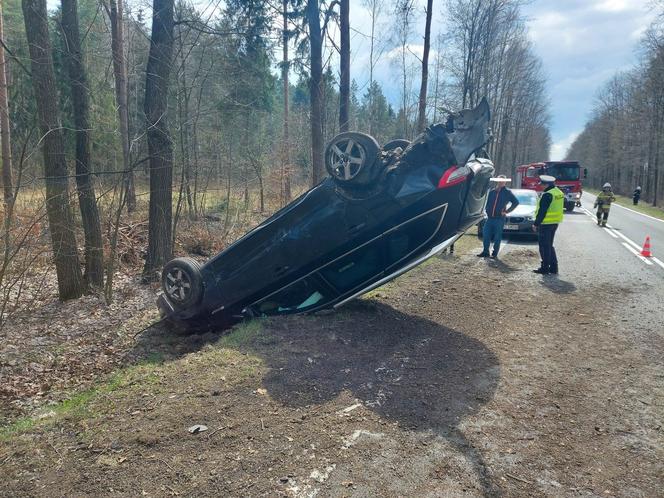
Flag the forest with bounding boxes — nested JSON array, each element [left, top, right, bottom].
[[0, 0, 551, 320], [568, 3, 664, 204]]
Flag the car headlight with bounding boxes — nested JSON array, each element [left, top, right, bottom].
[[574, 193, 581, 199], [524, 215, 534, 221]]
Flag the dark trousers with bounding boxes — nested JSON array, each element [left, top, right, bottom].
[[538, 224, 558, 272], [596, 209, 609, 224]]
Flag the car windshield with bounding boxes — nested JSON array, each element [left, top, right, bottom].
[[515, 192, 537, 205], [547, 164, 579, 181]]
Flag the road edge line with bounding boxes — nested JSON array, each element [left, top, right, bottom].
[[622, 242, 653, 265], [612, 202, 664, 224]]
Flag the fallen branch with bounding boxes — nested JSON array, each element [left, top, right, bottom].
[[505, 473, 532, 485]]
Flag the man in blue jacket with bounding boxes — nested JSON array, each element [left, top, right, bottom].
[[478, 175, 520, 259]]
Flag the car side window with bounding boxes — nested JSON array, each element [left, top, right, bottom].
[[385, 208, 444, 269], [254, 276, 333, 316], [319, 239, 384, 293]]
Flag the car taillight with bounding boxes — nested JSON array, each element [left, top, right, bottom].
[[438, 165, 469, 188]]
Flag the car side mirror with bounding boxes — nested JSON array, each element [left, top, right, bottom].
[[583, 168, 588, 179]]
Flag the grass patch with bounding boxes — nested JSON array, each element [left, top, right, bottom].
[[1, 321, 271, 443], [0, 362, 161, 442], [585, 188, 664, 221], [218, 319, 265, 348]]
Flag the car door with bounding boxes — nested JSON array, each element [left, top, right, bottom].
[[383, 204, 447, 274]]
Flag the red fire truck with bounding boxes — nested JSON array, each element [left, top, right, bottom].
[[515, 161, 586, 212]]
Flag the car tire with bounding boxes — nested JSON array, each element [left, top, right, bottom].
[[325, 132, 381, 186], [565, 203, 575, 212], [383, 139, 411, 152], [161, 257, 203, 310]]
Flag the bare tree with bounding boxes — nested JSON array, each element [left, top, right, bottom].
[[0, 3, 12, 219], [307, 0, 324, 186], [362, 0, 385, 135], [143, 0, 175, 277], [281, 0, 292, 202], [394, 0, 416, 137], [416, 0, 433, 133], [22, 0, 84, 299], [339, 0, 350, 132], [104, 0, 136, 213], [61, 0, 104, 288]]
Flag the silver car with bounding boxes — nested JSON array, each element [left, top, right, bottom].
[[477, 188, 538, 238]]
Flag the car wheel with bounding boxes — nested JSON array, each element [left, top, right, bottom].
[[383, 139, 410, 152], [565, 203, 574, 212], [325, 132, 380, 186], [162, 257, 203, 310]]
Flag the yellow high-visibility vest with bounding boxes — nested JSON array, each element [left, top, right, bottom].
[[536, 187, 564, 224]]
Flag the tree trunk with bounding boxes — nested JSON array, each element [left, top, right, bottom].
[[307, 0, 324, 186], [339, 0, 350, 132], [107, 0, 136, 213], [417, 0, 433, 133], [143, 0, 175, 277], [22, 0, 84, 300], [281, 0, 291, 203], [61, 0, 104, 288], [0, 3, 13, 214]]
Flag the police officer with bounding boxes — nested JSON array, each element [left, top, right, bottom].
[[594, 182, 615, 226], [532, 175, 564, 275]]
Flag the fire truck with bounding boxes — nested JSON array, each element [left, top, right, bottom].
[[515, 161, 586, 212]]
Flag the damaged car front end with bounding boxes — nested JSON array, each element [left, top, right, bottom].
[[157, 98, 495, 330]]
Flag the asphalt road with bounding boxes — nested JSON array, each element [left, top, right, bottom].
[[502, 189, 664, 359], [581, 191, 664, 266]]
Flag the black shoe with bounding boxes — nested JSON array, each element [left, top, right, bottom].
[[477, 252, 489, 257], [533, 268, 549, 274], [491, 252, 498, 259]]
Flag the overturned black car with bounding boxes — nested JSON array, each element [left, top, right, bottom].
[[157, 99, 495, 330]]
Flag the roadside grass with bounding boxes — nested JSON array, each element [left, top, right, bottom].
[[0, 320, 266, 443], [585, 188, 664, 221]]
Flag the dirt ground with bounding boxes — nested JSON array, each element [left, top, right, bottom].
[[1, 235, 663, 497]]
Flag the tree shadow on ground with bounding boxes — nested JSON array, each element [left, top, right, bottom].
[[132, 300, 501, 495]]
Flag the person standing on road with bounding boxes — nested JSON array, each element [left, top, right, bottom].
[[594, 183, 616, 227], [532, 175, 564, 275], [477, 175, 519, 259], [633, 186, 641, 205]]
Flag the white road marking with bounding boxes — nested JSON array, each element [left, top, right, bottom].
[[622, 242, 654, 265], [581, 207, 660, 269], [652, 257, 664, 270], [607, 225, 644, 251], [611, 202, 664, 224]]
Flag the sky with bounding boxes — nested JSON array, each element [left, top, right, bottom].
[[344, 0, 658, 160], [522, 0, 658, 160], [45, 0, 658, 160]]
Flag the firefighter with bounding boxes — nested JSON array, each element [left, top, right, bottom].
[[633, 186, 641, 205], [532, 175, 564, 275], [594, 183, 615, 227]]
